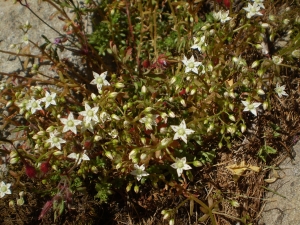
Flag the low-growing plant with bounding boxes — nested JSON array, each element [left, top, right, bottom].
[[0, 0, 300, 223]]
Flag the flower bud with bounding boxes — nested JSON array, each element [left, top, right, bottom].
[[229, 103, 234, 111], [283, 19, 290, 25], [257, 69, 264, 77], [140, 137, 146, 145], [229, 91, 235, 99], [170, 77, 176, 85], [269, 14, 276, 21], [241, 124, 246, 133], [261, 23, 269, 28], [17, 197, 25, 206], [263, 101, 268, 110], [94, 135, 102, 142], [169, 219, 175, 225], [108, 92, 118, 98], [251, 60, 260, 68], [37, 130, 46, 136], [52, 165, 58, 171], [163, 212, 170, 220], [207, 123, 214, 132], [10, 157, 20, 164], [10, 150, 18, 158], [91, 93, 97, 101], [134, 185, 139, 193], [227, 126, 236, 134], [53, 151, 63, 156], [257, 89, 265, 95], [91, 166, 98, 174], [168, 111, 175, 118], [255, 44, 262, 50], [140, 153, 147, 160], [193, 161, 203, 167], [46, 126, 55, 133], [144, 107, 152, 113], [126, 182, 133, 192], [218, 142, 223, 149], [229, 115, 235, 122], [113, 162, 121, 170], [115, 82, 125, 89], [105, 151, 114, 160], [190, 89, 196, 95], [111, 114, 120, 120], [6, 100, 13, 108], [292, 50, 300, 58], [141, 85, 147, 94], [180, 99, 186, 107], [9, 200, 15, 208]]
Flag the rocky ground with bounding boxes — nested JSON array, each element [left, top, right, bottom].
[[0, 1, 300, 224]]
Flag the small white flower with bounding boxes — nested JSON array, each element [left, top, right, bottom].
[[79, 103, 99, 124], [191, 36, 207, 52], [130, 164, 149, 181], [272, 56, 283, 65], [81, 120, 96, 133], [90, 71, 110, 92], [251, 0, 265, 9], [171, 157, 192, 177], [109, 129, 119, 138], [0, 181, 11, 198], [182, 55, 202, 74], [60, 112, 82, 134], [274, 83, 288, 98], [139, 114, 159, 130], [46, 131, 66, 150], [242, 101, 261, 116], [26, 98, 42, 114], [219, 10, 232, 23], [99, 111, 111, 123], [40, 91, 56, 108], [212, 11, 221, 21], [171, 120, 195, 143], [67, 150, 90, 165], [22, 34, 29, 45], [243, 3, 263, 18]]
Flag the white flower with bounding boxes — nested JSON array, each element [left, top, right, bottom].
[[100, 111, 111, 123], [40, 91, 56, 108], [60, 112, 82, 134], [171, 157, 192, 177], [46, 131, 66, 150], [130, 164, 149, 181], [0, 181, 11, 198], [182, 55, 202, 74], [90, 71, 110, 92], [109, 129, 118, 138], [22, 34, 29, 45], [26, 98, 42, 114], [212, 11, 221, 21], [191, 36, 206, 52], [171, 120, 195, 143], [274, 83, 288, 98], [139, 114, 159, 130], [242, 101, 261, 116], [67, 150, 90, 165], [219, 10, 232, 23], [272, 56, 283, 65], [79, 103, 99, 124], [243, 3, 263, 18], [251, 0, 265, 9], [81, 120, 96, 133]]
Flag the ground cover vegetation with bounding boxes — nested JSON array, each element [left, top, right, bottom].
[[0, 0, 300, 224]]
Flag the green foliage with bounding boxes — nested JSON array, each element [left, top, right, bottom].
[[258, 145, 277, 162]]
